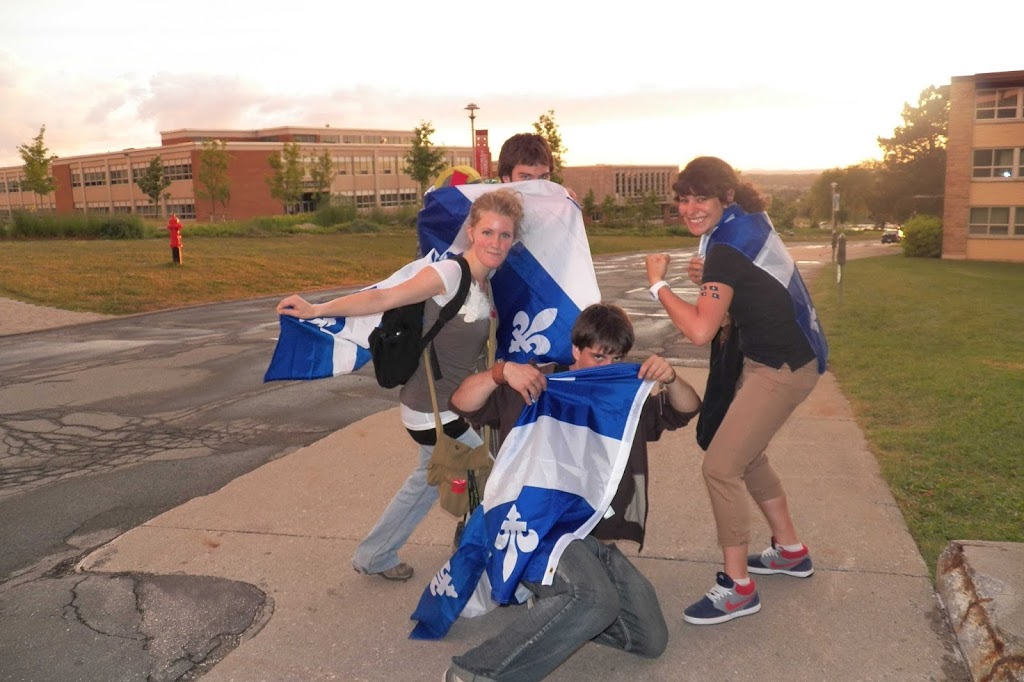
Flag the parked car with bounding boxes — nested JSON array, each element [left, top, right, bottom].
[[881, 228, 902, 244]]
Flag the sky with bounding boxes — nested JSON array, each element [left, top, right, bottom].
[[1, 0, 1021, 173]]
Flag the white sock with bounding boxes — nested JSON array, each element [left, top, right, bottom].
[[734, 577, 751, 586], [781, 542, 804, 552]]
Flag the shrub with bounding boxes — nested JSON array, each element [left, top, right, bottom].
[[901, 214, 942, 258], [97, 215, 144, 239], [315, 197, 358, 227], [343, 218, 382, 233], [10, 211, 144, 239]]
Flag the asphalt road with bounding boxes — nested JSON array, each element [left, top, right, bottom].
[[0, 240, 886, 680], [0, 247, 714, 581]]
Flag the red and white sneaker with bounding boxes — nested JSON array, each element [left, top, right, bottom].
[[747, 536, 814, 577]]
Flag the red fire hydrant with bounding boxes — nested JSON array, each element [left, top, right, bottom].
[[166, 214, 183, 265]]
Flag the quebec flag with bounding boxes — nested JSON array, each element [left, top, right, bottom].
[[409, 363, 653, 640], [702, 204, 829, 374], [263, 180, 600, 381]]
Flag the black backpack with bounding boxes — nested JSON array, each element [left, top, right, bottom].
[[368, 255, 472, 389]]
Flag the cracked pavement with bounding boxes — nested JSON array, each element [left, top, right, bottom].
[[0, 292, 399, 681], [0, 571, 269, 682]]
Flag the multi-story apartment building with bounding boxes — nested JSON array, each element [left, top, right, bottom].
[[944, 70, 1024, 262], [0, 126, 477, 221]]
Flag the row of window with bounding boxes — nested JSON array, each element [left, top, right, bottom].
[[614, 171, 672, 198], [969, 206, 1024, 237], [976, 87, 1024, 120], [268, 134, 415, 145], [71, 202, 196, 219], [338, 189, 419, 208], [972, 148, 1024, 178], [69, 161, 194, 188]]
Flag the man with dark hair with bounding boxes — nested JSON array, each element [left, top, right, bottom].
[[443, 303, 701, 681], [497, 133, 554, 183]]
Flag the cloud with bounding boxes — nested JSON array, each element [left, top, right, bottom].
[[0, 67, 882, 172]]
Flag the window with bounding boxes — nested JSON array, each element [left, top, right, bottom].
[[342, 134, 362, 144], [335, 155, 352, 175], [976, 87, 1023, 120], [8, 179, 20, 192], [399, 189, 418, 205], [972, 148, 1017, 178], [378, 155, 395, 175], [83, 169, 107, 186], [355, 191, 376, 209], [969, 206, 1011, 236], [353, 156, 372, 175], [109, 168, 130, 185], [162, 160, 192, 181], [322, 135, 339, 144], [293, 134, 317, 143], [166, 202, 196, 220], [380, 190, 400, 207]]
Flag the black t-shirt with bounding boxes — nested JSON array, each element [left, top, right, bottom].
[[702, 244, 815, 370], [454, 364, 697, 548]]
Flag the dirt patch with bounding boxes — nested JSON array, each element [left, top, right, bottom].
[[0, 298, 114, 337]]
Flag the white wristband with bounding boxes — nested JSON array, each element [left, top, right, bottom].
[[649, 280, 669, 301]]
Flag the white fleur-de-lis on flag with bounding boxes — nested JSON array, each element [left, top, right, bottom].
[[309, 317, 338, 331], [429, 561, 459, 598], [494, 504, 539, 581], [509, 308, 557, 356]]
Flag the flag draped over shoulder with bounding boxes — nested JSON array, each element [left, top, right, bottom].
[[263, 180, 600, 382], [409, 363, 653, 640], [701, 204, 829, 374]]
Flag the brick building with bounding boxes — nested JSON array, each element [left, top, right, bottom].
[[0, 126, 477, 221], [943, 70, 1024, 262], [560, 164, 678, 222]]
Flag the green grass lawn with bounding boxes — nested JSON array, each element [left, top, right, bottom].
[[0, 232, 697, 314], [811, 256, 1024, 573], [2, 232, 1019, 577]]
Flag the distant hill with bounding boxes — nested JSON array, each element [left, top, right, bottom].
[[740, 171, 820, 192]]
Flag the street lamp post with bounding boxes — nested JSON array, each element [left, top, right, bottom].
[[830, 181, 839, 264], [465, 103, 479, 171], [124, 152, 135, 214]]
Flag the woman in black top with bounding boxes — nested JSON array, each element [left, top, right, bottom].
[[645, 156, 828, 626]]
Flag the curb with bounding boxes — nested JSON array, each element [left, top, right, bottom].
[[935, 540, 1024, 681]]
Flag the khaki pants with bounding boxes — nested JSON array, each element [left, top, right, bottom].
[[702, 359, 819, 547]]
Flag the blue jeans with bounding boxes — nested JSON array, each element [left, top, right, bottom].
[[452, 536, 667, 681], [352, 427, 482, 574]]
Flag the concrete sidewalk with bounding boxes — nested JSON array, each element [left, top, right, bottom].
[[76, 367, 999, 681]]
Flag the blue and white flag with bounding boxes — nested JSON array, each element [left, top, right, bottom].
[[409, 363, 653, 640], [264, 180, 599, 381], [701, 204, 829, 373]]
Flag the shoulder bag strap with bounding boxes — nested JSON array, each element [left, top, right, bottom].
[[420, 255, 472, 350]]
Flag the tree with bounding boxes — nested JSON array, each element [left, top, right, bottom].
[[533, 109, 567, 184], [267, 142, 305, 214], [136, 156, 172, 217], [308, 149, 334, 208], [403, 121, 447, 195], [581, 189, 597, 226], [876, 84, 949, 221], [638, 189, 661, 234], [600, 195, 617, 225], [195, 140, 232, 220], [18, 125, 57, 204]]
